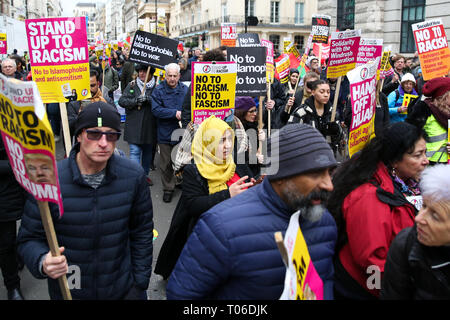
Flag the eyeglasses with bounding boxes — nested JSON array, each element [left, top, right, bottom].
[[90, 83, 98, 88], [85, 130, 121, 142]]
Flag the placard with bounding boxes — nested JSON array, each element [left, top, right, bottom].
[[311, 14, 331, 44], [347, 59, 378, 157], [221, 23, 237, 47], [227, 47, 267, 96], [129, 30, 178, 69], [412, 19, 450, 81], [25, 17, 90, 103], [327, 29, 361, 78], [0, 73, 63, 215], [191, 61, 237, 125]]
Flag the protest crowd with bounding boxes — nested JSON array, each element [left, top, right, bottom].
[[0, 14, 450, 303]]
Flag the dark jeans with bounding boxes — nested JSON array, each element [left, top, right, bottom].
[[0, 221, 20, 290], [47, 103, 61, 136]]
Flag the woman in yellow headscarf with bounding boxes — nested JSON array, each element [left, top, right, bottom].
[[155, 116, 255, 280]]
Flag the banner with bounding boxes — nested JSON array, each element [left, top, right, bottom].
[[401, 93, 418, 114], [311, 14, 331, 44], [347, 58, 379, 157], [380, 48, 394, 79], [412, 19, 450, 81], [25, 17, 90, 103], [227, 47, 267, 96], [327, 29, 361, 78], [356, 38, 383, 68], [261, 39, 274, 83], [275, 53, 290, 84], [221, 23, 237, 47], [191, 61, 237, 125], [238, 33, 260, 47], [0, 33, 7, 54], [280, 211, 324, 300], [129, 30, 178, 69], [283, 37, 291, 53], [0, 74, 63, 215]]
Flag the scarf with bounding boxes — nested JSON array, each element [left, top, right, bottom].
[[390, 169, 421, 196], [136, 76, 155, 93], [425, 98, 450, 129], [91, 89, 106, 103], [192, 116, 236, 194]]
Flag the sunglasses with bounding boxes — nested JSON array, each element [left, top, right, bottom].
[[85, 130, 121, 142]]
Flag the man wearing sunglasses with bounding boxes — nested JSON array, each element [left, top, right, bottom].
[[18, 101, 154, 300]]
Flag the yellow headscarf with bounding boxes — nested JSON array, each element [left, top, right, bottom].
[[192, 116, 236, 194]]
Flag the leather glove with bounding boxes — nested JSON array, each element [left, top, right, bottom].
[[136, 95, 147, 105], [325, 122, 341, 136]]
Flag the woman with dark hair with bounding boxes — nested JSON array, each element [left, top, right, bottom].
[[327, 121, 429, 300], [234, 96, 265, 176], [287, 79, 341, 147]]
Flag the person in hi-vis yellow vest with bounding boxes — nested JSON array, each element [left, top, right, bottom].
[[407, 77, 450, 164]]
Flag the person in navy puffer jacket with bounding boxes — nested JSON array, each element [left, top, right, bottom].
[[167, 124, 338, 300], [17, 102, 154, 300]]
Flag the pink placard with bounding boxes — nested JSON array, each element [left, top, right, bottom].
[[26, 17, 89, 67]]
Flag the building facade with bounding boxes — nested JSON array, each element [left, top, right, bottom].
[[74, 2, 97, 42], [172, 0, 318, 52], [137, 0, 171, 34], [318, 0, 450, 55]]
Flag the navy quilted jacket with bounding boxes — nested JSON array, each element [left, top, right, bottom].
[[166, 178, 337, 300], [17, 144, 154, 300]]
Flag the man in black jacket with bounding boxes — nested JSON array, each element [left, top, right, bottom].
[[0, 138, 26, 300], [119, 64, 157, 185], [18, 102, 154, 300]]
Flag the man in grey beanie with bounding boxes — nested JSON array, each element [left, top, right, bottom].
[[167, 123, 338, 300], [18, 101, 154, 300]]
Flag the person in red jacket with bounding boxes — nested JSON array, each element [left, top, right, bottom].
[[327, 121, 429, 299]]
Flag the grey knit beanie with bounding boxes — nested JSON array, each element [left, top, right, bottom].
[[267, 123, 337, 181]]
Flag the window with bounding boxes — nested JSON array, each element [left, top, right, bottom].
[[221, 4, 227, 22], [247, 0, 255, 17], [294, 35, 304, 50], [270, 1, 280, 24], [401, 0, 425, 53], [337, 0, 355, 31], [295, 2, 304, 24], [269, 34, 280, 52]]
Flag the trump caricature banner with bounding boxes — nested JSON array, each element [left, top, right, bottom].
[[0, 74, 63, 216]]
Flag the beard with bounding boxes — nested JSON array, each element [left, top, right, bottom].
[[282, 181, 329, 222]]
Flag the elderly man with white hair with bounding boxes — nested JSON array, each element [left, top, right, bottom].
[[381, 164, 450, 299], [1, 58, 19, 78], [151, 63, 188, 202]]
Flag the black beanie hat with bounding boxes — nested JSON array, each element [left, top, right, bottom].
[[267, 123, 337, 181], [75, 101, 121, 137]]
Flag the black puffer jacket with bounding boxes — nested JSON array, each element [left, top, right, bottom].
[[0, 138, 26, 222], [17, 143, 154, 299], [381, 226, 450, 300]]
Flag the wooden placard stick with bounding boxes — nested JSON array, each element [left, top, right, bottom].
[[274, 231, 288, 267], [328, 76, 342, 145], [318, 43, 323, 72], [330, 76, 342, 122], [59, 102, 72, 157], [258, 96, 264, 154], [267, 82, 272, 138], [138, 66, 152, 111], [37, 201, 72, 300]]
